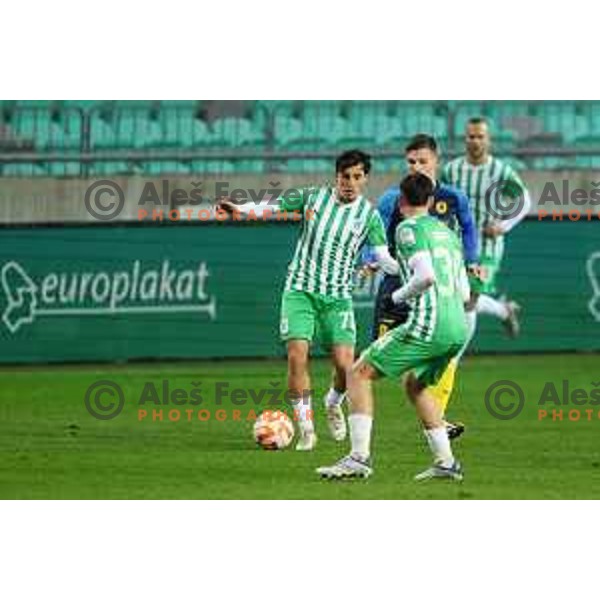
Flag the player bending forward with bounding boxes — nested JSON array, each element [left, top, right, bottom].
[[220, 150, 399, 451], [317, 173, 469, 481]]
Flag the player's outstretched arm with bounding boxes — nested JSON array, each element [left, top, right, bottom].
[[390, 251, 435, 304], [371, 245, 399, 275]]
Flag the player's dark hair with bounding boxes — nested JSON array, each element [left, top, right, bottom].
[[405, 134, 438, 155], [468, 116, 488, 127], [335, 149, 371, 175], [400, 172, 435, 207]]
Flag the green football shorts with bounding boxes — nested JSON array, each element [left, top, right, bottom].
[[360, 326, 464, 386], [280, 290, 356, 346]]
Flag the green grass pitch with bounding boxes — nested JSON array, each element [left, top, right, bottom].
[[1, 354, 600, 499]]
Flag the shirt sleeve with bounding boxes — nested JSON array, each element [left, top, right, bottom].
[[454, 190, 479, 264], [366, 209, 387, 247], [277, 187, 311, 212], [503, 166, 527, 198], [376, 187, 399, 230], [360, 189, 397, 263]]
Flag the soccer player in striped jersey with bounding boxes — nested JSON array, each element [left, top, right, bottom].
[[442, 117, 531, 346], [317, 173, 469, 481], [219, 150, 399, 450], [362, 134, 480, 439]]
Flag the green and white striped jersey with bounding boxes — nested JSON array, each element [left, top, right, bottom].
[[282, 187, 386, 299], [395, 215, 467, 345], [441, 156, 527, 259]]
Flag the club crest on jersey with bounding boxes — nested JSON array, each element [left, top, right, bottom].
[[351, 219, 364, 235]]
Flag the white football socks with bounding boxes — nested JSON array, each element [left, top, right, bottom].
[[294, 395, 314, 432], [324, 387, 345, 408], [455, 308, 477, 361], [349, 413, 372, 460], [477, 294, 509, 320], [424, 427, 454, 468]]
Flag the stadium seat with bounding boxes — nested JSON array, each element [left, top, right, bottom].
[[48, 162, 83, 177], [91, 161, 134, 175], [190, 160, 236, 174], [334, 135, 377, 151], [1, 163, 47, 176], [235, 159, 266, 173], [115, 113, 162, 149], [8, 101, 600, 177], [286, 159, 331, 173], [159, 111, 211, 147], [141, 161, 191, 175], [90, 115, 116, 149], [282, 137, 333, 153], [273, 116, 304, 146], [211, 117, 264, 146], [300, 116, 348, 144]]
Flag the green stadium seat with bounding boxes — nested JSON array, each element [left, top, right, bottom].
[[141, 161, 191, 175], [300, 116, 348, 144], [159, 111, 211, 147], [395, 102, 436, 120], [1, 163, 47, 176], [89, 116, 116, 149], [56, 111, 84, 150], [115, 113, 162, 149], [190, 160, 236, 174], [286, 159, 331, 173], [235, 159, 266, 173], [91, 161, 133, 175], [343, 112, 388, 139], [543, 114, 588, 142], [531, 156, 576, 170], [334, 135, 376, 151], [211, 117, 264, 146], [266, 100, 298, 119], [273, 116, 304, 146], [347, 102, 389, 122], [62, 100, 101, 110], [297, 101, 342, 120], [48, 162, 82, 177], [282, 137, 333, 152], [377, 157, 404, 174]]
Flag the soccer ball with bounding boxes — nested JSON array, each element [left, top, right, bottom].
[[253, 410, 294, 450]]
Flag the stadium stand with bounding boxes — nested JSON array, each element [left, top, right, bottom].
[[1, 100, 600, 175]]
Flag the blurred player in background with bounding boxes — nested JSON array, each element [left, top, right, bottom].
[[220, 150, 399, 450], [318, 173, 469, 481], [362, 134, 479, 439], [442, 117, 531, 346]]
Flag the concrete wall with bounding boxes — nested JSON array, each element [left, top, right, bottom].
[[1, 170, 600, 223]]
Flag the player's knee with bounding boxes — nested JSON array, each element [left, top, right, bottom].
[[404, 373, 424, 402], [332, 345, 354, 370], [350, 359, 376, 382], [287, 342, 309, 373]]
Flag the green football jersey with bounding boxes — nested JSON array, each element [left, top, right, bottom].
[[282, 187, 386, 299], [395, 214, 467, 345], [441, 155, 527, 259]]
